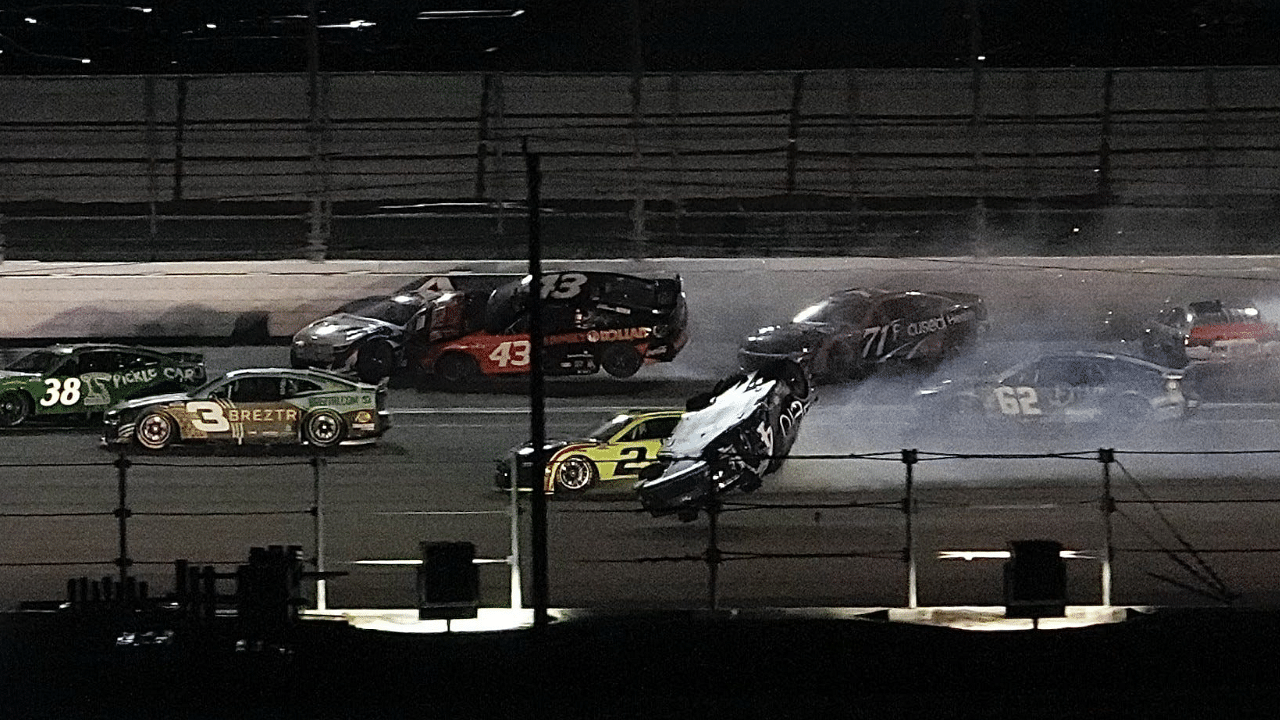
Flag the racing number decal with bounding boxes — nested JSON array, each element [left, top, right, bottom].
[[489, 340, 531, 367], [994, 386, 1042, 416], [186, 401, 231, 432], [541, 273, 587, 300], [40, 378, 82, 407], [616, 447, 649, 475]]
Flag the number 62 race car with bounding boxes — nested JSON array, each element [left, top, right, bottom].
[[102, 368, 389, 450]]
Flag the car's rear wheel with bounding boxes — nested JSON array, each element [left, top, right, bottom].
[[434, 352, 480, 384], [554, 455, 598, 492], [136, 411, 176, 450], [303, 409, 346, 448], [355, 341, 396, 384], [600, 343, 643, 378], [0, 391, 32, 427]]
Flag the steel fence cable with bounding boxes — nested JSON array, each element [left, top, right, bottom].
[[1112, 504, 1234, 605], [1114, 458, 1236, 602]]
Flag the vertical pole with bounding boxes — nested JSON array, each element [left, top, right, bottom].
[[1099, 448, 1115, 607], [508, 455, 522, 610], [525, 142, 550, 628], [902, 449, 918, 609], [114, 453, 133, 585], [706, 483, 720, 611], [311, 455, 327, 611]]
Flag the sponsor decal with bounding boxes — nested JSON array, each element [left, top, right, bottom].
[[585, 327, 652, 343], [354, 411, 371, 423]]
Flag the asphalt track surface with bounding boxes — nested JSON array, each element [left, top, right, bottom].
[[4, 338, 1280, 613]]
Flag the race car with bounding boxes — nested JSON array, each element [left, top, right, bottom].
[[916, 350, 1190, 427], [291, 273, 516, 383], [636, 360, 814, 521], [0, 344, 206, 428], [738, 288, 987, 384], [1141, 299, 1280, 368], [495, 409, 684, 493], [414, 270, 689, 384], [102, 367, 389, 450]]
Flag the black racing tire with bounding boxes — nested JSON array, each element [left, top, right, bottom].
[[434, 352, 481, 384], [135, 411, 176, 450], [676, 507, 700, 523], [355, 341, 397, 384], [1107, 394, 1152, 425], [303, 409, 346, 448], [554, 455, 598, 493], [0, 391, 33, 428], [600, 343, 643, 378]]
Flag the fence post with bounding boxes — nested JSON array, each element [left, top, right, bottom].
[[901, 449, 918, 609], [310, 455, 327, 611], [705, 491, 721, 611], [1098, 448, 1116, 607], [114, 452, 133, 585]]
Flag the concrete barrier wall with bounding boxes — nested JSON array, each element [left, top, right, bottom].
[[4, 67, 1280, 204], [6, 257, 1280, 376]]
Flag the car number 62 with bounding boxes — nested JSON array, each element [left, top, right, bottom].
[[994, 386, 1042, 415]]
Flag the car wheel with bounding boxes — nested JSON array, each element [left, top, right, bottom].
[[435, 352, 480, 384], [676, 507, 700, 523], [1109, 395, 1152, 423], [135, 411, 176, 450], [303, 409, 346, 448], [355, 341, 396, 384], [0, 391, 32, 427], [554, 455, 598, 492], [600, 343, 643, 378]]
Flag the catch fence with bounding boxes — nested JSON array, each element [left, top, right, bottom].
[[1, 446, 1276, 611]]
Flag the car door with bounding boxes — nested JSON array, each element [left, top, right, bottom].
[[598, 414, 682, 481], [205, 376, 298, 443]]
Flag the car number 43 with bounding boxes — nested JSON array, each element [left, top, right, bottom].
[[994, 386, 1042, 415], [489, 340, 531, 367]]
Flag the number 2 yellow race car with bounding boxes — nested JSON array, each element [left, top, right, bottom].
[[495, 409, 684, 493], [102, 368, 389, 451]]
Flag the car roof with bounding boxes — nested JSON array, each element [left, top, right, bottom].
[[46, 343, 168, 355], [1035, 350, 1174, 372], [217, 367, 368, 386]]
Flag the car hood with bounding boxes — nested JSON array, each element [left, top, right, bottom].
[[294, 314, 394, 346], [0, 370, 40, 380], [740, 322, 833, 355], [662, 375, 777, 460], [507, 438, 576, 458], [106, 392, 193, 415]]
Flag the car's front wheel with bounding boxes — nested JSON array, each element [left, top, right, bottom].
[[136, 411, 176, 450], [554, 455, 598, 492], [0, 391, 32, 428], [303, 409, 346, 448], [355, 341, 396, 384], [600, 343, 643, 378], [434, 352, 481, 384]]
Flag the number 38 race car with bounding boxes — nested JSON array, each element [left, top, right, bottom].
[[102, 368, 389, 450], [0, 344, 206, 427]]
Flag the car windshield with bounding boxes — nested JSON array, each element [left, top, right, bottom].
[[340, 294, 424, 325], [791, 296, 870, 324], [6, 350, 63, 374], [585, 414, 634, 441]]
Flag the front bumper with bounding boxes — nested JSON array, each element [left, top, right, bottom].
[[636, 460, 718, 517]]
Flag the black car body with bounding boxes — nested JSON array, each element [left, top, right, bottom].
[[917, 350, 1190, 427], [636, 360, 813, 521], [1141, 299, 1280, 368], [290, 274, 513, 383], [739, 288, 987, 383]]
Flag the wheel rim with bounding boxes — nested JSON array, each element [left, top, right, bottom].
[[306, 412, 343, 446], [0, 392, 29, 427], [556, 457, 595, 491], [438, 354, 476, 383], [137, 414, 172, 449]]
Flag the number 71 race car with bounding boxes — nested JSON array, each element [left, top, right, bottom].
[[102, 368, 389, 450]]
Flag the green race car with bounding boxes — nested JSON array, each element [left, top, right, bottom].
[[0, 344, 206, 427], [102, 367, 389, 450]]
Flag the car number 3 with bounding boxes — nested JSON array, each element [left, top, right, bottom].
[[994, 386, 1042, 415], [40, 377, 83, 407], [187, 401, 231, 432], [489, 340, 531, 367]]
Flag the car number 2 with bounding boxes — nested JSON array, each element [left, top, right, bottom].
[[489, 340, 531, 367], [994, 386, 1042, 415]]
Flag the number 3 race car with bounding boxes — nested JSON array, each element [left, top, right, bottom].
[[636, 360, 814, 521], [0, 344, 206, 427], [414, 270, 689, 384], [495, 409, 684, 493], [102, 368, 389, 450]]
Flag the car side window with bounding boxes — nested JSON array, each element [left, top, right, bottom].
[[281, 378, 323, 398], [228, 377, 283, 402], [625, 417, 679, 442], [1035, 360, 1086, 386], [78, 352, 118, 374], [118, 352, 158, 370]]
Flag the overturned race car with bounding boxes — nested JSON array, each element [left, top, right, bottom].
[[636, 360, 813, 522]]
